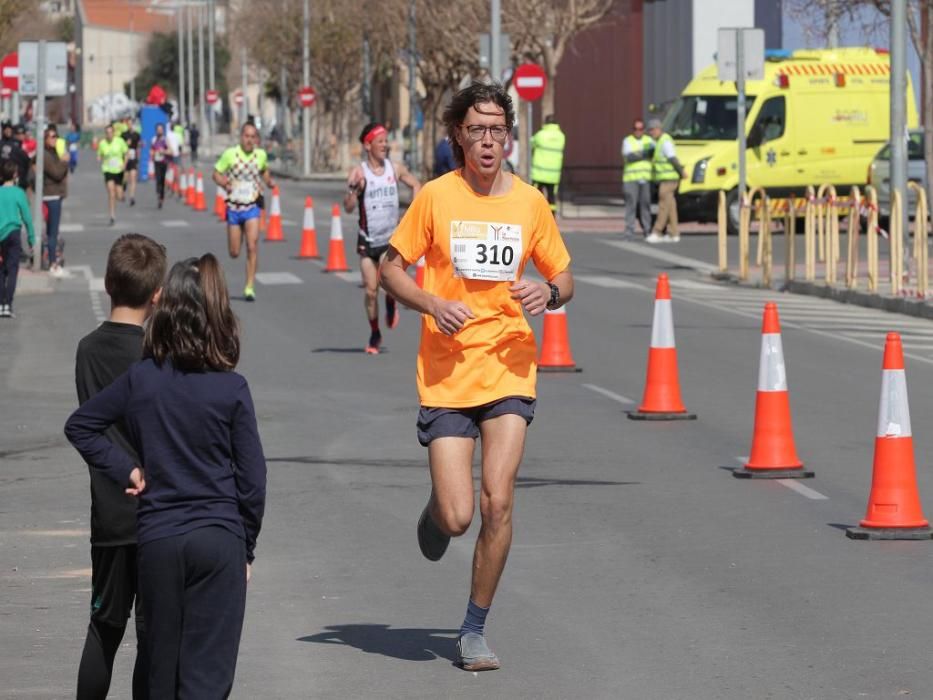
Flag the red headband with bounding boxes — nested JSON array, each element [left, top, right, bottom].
[[363, 125, 387, 144]]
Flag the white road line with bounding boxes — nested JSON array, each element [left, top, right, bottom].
[[59, 223, 85, 232], [160, 220, 190, 228], [582, 383, 635, 405], [255, 272, 303, 285], [334, 271, 359, 284], [777, 479, 829, 500], [599, 239, 718, 273], [733, 456, 829, 500], [575, 275, 646, 290]]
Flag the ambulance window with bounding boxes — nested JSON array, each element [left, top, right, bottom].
[[753, 97, 786, 143]]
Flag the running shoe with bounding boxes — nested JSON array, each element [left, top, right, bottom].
[[416, 503, 449, 561], [0, 304, 9, 318], [130, 198, 135, 207], [108, 217, 115, 227], [457, 633, 500, 672], [49, 263, 65, 278], [365, 329, 382, 355], [386, 297, 400, 329], [645, 232, 664, 244], [243, 285, 256, 302]]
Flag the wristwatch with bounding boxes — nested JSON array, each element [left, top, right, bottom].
[[545, 282, 560, 310]]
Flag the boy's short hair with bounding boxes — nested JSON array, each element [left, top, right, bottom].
[[1, 159, 17, 183], [104, 234, 167, 308]]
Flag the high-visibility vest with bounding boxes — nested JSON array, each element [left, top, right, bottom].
[[652, 133, 680, 182], [622, 134, 654, 182], [530, 123, 565, 185], [55, 137, 66, 159]]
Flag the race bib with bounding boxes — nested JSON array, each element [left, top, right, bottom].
[[68, 143, 77, 153], [231, 180, 256, 203], [128, 149, 136, 160], [106, 157, 121, 170], [450, 220, 522, 281]]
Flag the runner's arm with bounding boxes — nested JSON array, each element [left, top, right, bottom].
[[509, 269, 573, 316], [380, 246, 474, 336], [343, 166, 363, 213], [212, 169, 230, 191], [261, 167, 275, 191], [394, 161, 421, 197]]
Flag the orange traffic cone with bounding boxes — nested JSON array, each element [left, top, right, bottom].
[[147, 157, 155, 180], [194, 173, 207, 211], [166, 164, 175, 194], [734, 303, 812, 479], [847, 333, 933, 539], [297, 196, 319, 258], [185, 168, 196, 206], [628, 273, 696, 420], [414, 256, 426, 288], [323, 203, 350, 272], [214, 184, 226, 221], [265, 186, 285, 242], [177, 168, 186, 198], [537, 306, 581, 372]]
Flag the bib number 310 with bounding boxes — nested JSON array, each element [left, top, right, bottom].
[[450, 220, 522, 282], [475, 243, 514, 267]]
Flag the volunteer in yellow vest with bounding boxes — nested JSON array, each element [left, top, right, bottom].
[[97, 123, 129, 227], [646, 118, 686, 243], [621, 119, 654, 239], [380, 82, 573, 673], [530, 114, 565, 212]]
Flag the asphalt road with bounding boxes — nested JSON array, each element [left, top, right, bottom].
[[3, 160, 933, 699]]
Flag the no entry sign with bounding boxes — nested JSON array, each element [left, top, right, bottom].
[[1, 52, 18, 92], [206, 89, 219, 104], [298, 86, 316, 108], [233, 90, 244, 106], [513, 62, 546, 102]]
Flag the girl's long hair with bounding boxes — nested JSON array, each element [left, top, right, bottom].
[[145, 254, 240, 371]]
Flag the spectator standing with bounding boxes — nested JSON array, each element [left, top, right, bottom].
[[40, 126, 68, 276], [433, 137, 456, 177], [188, 123, 200, 162], [530, 114, 566, 213], [621, 119, 654, 239], [72, 234, 166, 700], [646, 118, 686, 244], [66, 120, 82, 173], [0, 159, 35, 318]]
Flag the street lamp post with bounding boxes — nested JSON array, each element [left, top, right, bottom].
[[302, 0, 311, 176], [177, 6, 185, 126], [408, 0, 418, 174]]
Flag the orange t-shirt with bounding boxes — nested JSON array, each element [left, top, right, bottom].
[[390, 170, 571, 408]]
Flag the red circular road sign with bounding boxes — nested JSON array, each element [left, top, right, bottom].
[[1, 52, 18, 92], [513, 62, 546, 102], [206, 89, 219, 105], [298, 86, 316, 108], [233, 90, 244, 106]]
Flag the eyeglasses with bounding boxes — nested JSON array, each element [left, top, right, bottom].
[[461, 124, 509, 142]]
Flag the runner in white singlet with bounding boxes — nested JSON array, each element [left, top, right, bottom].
[[343, 122, 420, 354]]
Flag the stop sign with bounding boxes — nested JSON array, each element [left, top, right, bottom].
[[206, 89, 219, 104], [513, 63, 546, 102], [1, 52, 18, 92], [233, 90, 243, 106], [298, 86, 316, 108]]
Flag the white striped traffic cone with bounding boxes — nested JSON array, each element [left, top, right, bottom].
[[734, 302, 812, 478], [847, 333, 932, 539], [628, 273, 695, 420], [323, 203, 350, 272]]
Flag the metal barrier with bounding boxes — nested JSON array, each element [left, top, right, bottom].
[[909, 181, 928, 297], [739, 187, 771, 282], [862, 186, 880, 292], [804, 185, 816, 281], [717, 190, 727, 273]]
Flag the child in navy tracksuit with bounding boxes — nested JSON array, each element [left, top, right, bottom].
[[66, 253, 267, 699]]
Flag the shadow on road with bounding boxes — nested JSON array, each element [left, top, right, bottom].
[[515, 476, 638, 489], [311, 347, 385, 354], [298, 624, 459, 663]]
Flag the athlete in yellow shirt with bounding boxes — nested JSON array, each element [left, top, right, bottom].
[[380, 82, 573, 673]]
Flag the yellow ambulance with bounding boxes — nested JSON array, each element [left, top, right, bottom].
[[667, 47, 918, 229]]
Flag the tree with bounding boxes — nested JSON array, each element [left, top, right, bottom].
[[503, 0, 615, 116]]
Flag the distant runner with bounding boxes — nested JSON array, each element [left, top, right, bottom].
[[97, 123, 128, 226]]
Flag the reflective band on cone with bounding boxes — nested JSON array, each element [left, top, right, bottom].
[[323, 203, 350, 272], [194, 173, 207, 211], [297, 196, 320, 258], [185, 168, 196, 206], [265, 186, 285, 242], [734, 303, 812, 479], [538, 305, 581, 373], [628, 273, 695, 420], [214, 185, 226, 221], [848, 333, 932, 539], [177, 169, 186, 198]]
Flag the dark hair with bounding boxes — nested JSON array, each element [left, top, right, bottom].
[[145, 254, 239, 372], [241, 120, 257, 134], [1, 159, 17, 183], [443, 82, 515, 166], [358, 122, 383, 143], [544, 114, 556, 124], [105, 233, 167, 308]]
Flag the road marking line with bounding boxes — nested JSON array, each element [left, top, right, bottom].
[[599, 239, 718, 273], [668, 279, 721, 290], [255, 272, 303, 285], [582, 383, 635, 405], [575, 275, 645, 290], [59, 223, 85, 232], [777, 479, 829, 500], [160, 220, 190, 227]]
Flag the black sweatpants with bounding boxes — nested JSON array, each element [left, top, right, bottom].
[[138, 526, 247, 699], [154, 161, 168, 202]]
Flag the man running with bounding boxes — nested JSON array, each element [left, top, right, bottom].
[[97, 123, 128, 226], [150, 123, 169, 209], [343, 122, 420, 354], [380, 82, 573, 672], [212, 122, 274, 301], [121, 118, 141, 207]]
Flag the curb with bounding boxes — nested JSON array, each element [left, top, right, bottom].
[[710, 271, 933, 320]]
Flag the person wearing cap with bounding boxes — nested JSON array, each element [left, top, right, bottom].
[[621, 118, 654, 239], [344, 122, 421, 354], [646, 118, 685, 243]]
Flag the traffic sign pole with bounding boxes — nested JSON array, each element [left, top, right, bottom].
[[513, 63, 547, 184], [32, 41, 45, 272]]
